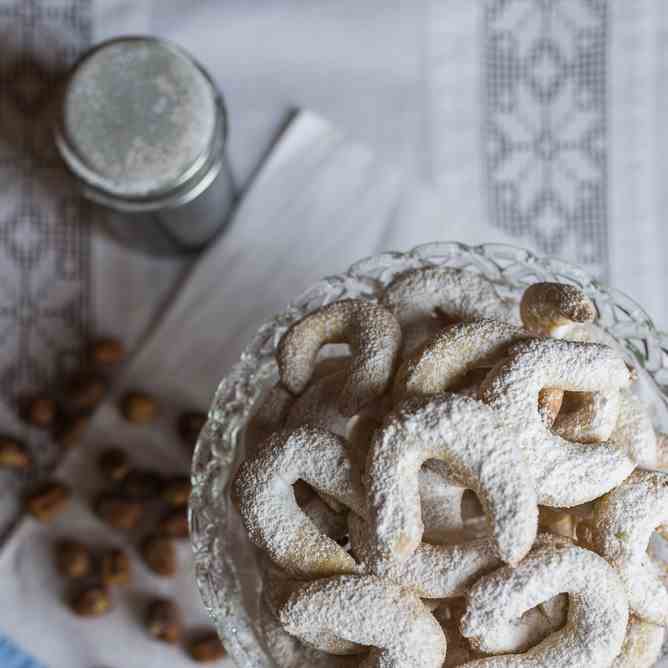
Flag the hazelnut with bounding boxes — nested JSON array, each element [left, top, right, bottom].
[[0, 437, 31, 471], [121, 392, 158, 424], [64, 372, 107, 413], [141, 536, 176, 577], [89, 338, 125, 369], [120, 469, 162, 500], [145, 598, 181, 644], [54, 539, 92, 578], [56, 414, 89, 450], [161, 476, 191, 507], [25, 396, 58, 428], [25, 481, 71, 522], [100, 548, 131, 586], [95, 494, 143, 530], [98, 448, 130, 483], [187, 631, 226, 662], [177, 412, 206, 450], [70, 584, 111, 617], [158, 507, 189, 539]]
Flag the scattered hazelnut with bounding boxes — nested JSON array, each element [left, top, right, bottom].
[[0, 437, 31, 471], [141, 536, 176, 577], [187, 631, 226, 662], [121, 392, 158, 424], [89, 338, 125, 369], [25, 396, 58, 429], [158, 507, 189, 539], [145, 598, 181, 644], [25, 481, 71, 522], [56, 414, 89, 450], [64, 373, 107, 413], [98, 448, 130, 483], [177, 412, 206, 450], [70, 584, 111, 617], [120, 469, 162, 500], [95, 494, 143, 531], [161, 476, 191, 507], [100, 548, 131, 586], [54, 539, 92, 578]]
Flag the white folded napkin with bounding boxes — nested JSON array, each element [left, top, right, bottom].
[[0, 110, 524, 668]]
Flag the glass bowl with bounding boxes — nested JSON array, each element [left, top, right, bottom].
[[190, 241, 668, 667]]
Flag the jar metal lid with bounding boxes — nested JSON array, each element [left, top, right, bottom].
[[55, 36, 225, 206]]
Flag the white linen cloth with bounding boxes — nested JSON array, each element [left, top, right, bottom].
[[2, 1, 668, 666]]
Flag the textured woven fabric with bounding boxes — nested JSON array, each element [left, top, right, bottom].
[[0, 0, 93, 543], [0, 2, 667, 666]]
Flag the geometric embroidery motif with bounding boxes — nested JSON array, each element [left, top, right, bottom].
[[0, 1, 91, 544], [0, 0, 92, 403], [484, 0, 608, 275]]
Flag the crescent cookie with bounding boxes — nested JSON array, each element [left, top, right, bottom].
[[348, 414, 477, 546], [233, 426, 365, 577], [520, 282, 596, 337], [277, 299, 401, 416], [392, 320, 530, 402], [391, 319, 563, 427], [480, 338, 634, 507], [470, 593, 568, 655], [365, 393, 537, 568], [459, 540, 629, 668], [348, 512, 501, 599], [278, 575, 447, 668], [593, 470, 668, 625], [259, 596, 358, 668], [381, 267, 516, 357], [259, 551, 365, 658]]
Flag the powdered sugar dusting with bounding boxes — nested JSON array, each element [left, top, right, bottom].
[[228, 271, 666, 667], [278, 575, 446, 668], [365, 393, 537, 567], [381, 267, 517, 359], [348, 512, 501, 599], [460, 541, 628, 667], [594, 470, 668, 625], [277, 299, 401, 416], [480, 338, 634, 507], [233, 426, 365, 577], [393, 320, 530, 402]]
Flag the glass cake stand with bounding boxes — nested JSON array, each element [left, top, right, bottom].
[[189, 242, 668, 667]]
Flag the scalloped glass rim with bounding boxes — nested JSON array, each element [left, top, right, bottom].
[[189, 241, 668, 667]]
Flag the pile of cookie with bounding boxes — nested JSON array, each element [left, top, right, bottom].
[[233, 268, 668, 668]]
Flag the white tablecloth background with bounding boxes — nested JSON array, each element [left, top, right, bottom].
[[1, 1, 668, 667]]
